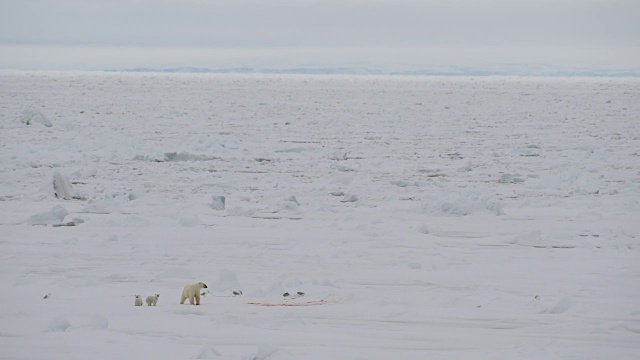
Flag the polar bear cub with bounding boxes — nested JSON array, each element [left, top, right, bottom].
[[180, 282, 208, 305], [146, 294, 160, 306], [134, 295, 143, 306]]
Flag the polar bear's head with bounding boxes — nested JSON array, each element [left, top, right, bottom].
[[198, 282, 208, 289], [135, 295, 141, 299]]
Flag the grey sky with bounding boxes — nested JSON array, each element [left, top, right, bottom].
[[1, 0, 639, 71], [2, 0, 638, 47]]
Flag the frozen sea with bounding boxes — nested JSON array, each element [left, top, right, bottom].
[[1, 71, 639, 359]]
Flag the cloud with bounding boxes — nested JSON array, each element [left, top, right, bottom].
[[0, 0, 637, 71], [1, 0, 638, 47]]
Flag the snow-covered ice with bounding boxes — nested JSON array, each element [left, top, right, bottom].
[[1, 71, 639, 359]]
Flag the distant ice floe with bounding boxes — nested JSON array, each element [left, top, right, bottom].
[[527, 171, 605, 195], [83, 196, 127, 214], [227, 205, 256, 217], [230, 195, 302, 217], [340, 194, 358, 203], [498, 173, 526, 184], [266, 195, 300, 213], [133, 151, 218, 162], [274, 146, 317, 153], [390, 179, 416, 188], [420, 190, 503, 216], [20, 109, 52, 127], [506, 230, 558, 247]]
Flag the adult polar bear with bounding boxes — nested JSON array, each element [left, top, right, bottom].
[[180, 282, 208, 305]]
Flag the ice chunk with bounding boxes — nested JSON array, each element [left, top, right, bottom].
[[53, 171, 79, 200], [249, 345, 279, 360], [178, 214, 200, 227], [21, 109, 52, 127], [209, 195, 226, 210], [421, 190, 503, 216], [417, 223, 430, 234], [28, 205, 69, 225], [546, 296, 572, 314], [194, 345, 222, 359], [46, 316, 71, 332]]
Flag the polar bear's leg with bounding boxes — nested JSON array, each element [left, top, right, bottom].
[[180, 291, 187, 304], [195, 292, 201, 305]]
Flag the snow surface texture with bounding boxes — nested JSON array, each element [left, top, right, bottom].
[[1, 72, 639, 359]]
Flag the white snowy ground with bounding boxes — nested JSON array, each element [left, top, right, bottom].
[[1, 72, 639, 359]]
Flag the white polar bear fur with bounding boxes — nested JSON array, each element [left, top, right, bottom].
[[134, 295, 143, 306], [146, 294, 160, 306], [180, 282, 208, 305]]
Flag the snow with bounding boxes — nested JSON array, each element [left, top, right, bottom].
[[1, 71, 639, 359]]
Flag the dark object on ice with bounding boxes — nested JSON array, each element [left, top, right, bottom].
[[201, 292, 206, 296], [52, 222, 76, 227], [282, 292, 290, 298], [534, 295, 540, 300], [297, 291, 305, 296], [232, 290, 243, 296], [43, 293, 51, 299]]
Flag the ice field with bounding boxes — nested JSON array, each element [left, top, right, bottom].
[[1, 71, 639, 359]]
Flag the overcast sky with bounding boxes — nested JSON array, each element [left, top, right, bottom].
[[1, 0, 639, 71]]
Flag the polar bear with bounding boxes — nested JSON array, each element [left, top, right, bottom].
[[180, 282, 208, 305], [134, 295, 143, 306], [146, 294, 160, 306]]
